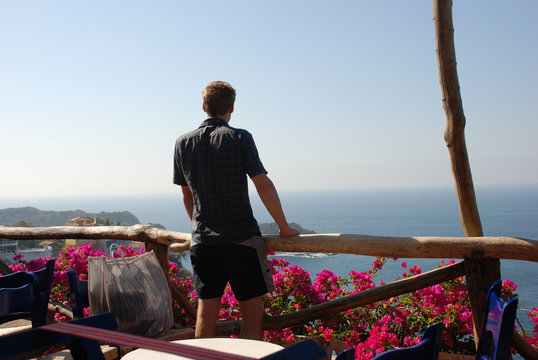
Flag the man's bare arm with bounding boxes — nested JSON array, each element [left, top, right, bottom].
[[251, 174, 299, 237], [181, 185, 194, 221]]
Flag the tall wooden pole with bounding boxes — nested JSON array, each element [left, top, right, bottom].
[[433, 0, 501, 347], [433, 0, 482, 237]]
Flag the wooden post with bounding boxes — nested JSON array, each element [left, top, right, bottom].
[[144, 240, 170, 275], [433, 0, 501, 349], [433, 0, 483, 237], [463, 256, 500, 333], [144, 239, 197, 320]]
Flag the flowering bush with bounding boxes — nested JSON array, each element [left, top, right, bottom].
[[527, 309, 538, 348], [6, 243, 538, 359], [168, 260, 197, 327], [52, 243, 107, 304], [162, 253, 538, 358]]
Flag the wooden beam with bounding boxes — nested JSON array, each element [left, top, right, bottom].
[[167, 278, 197, 320], [49, 302, 74, 320], [262, 234, 538, 262], [0, 224, 190, 247], [463, 256, 500, 338], [2, 226, 536, 262], [433, 0, 483, 237], [263, 261, 466, 330], [203, 261, 466, 337], [433, 0, 503, 354], [174, 233, 538, 263], [512, 331, 538, 360], [144, 240, 170, 275]]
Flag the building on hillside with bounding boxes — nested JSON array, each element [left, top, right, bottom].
[[0, 238, 17, 253], [0, 238, 52, 264], [66, 217, 95, 227], [65, 217, 96, 248]]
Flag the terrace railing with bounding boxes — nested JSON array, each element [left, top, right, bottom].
[[0, 224, 537, 359]]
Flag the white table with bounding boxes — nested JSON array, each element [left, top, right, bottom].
[[122, 338, 284, 360]]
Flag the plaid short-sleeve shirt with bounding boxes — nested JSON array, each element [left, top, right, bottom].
[[173, 118, 267, 245]]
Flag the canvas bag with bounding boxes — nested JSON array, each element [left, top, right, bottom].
[[87, 251, 174, 337]]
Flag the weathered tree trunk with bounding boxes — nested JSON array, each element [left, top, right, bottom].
[[49, 302, 74, 320], [0, 224, 191, 246], [434, 0, 504, 353], [262, 261, 466, 330], [2, 226, 537, 262], [463, 256, 500, 334], [512, 331, 538, 360], [263, 234, 538, 262], [144, 240, 170, 276], [433, 0, 483, 237], [168, 278, 197, 320]]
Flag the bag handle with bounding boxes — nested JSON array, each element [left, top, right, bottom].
[[109, 243, 125, 259]]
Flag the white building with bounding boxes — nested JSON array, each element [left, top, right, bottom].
[[0, 239, 52, 264]]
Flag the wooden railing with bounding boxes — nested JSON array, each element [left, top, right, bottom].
[[1, 225, 537, 359]]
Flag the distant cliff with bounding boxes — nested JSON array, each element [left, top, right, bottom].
[[259, 222, 316, 234], [0, 206, 141, 227]]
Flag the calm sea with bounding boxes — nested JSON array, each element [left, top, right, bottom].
[[1, 185, 537, 332]]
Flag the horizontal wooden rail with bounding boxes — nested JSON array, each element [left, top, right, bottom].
[[262, 234, 538, 262], [2, 225, 537, 358], [173, 232, 538, 262], [0, 224, 190, 247], [2, 225, 537, 262]]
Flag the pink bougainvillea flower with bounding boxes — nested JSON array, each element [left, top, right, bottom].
[[12, 254, 23, 261], [502, 279, 518, 292], [26, 258, 46, 272], [322, 327, 334, 341], [409, 265, 422, 275]]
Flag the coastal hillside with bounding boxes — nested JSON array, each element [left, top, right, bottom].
[[259, 222, 316, 234], [0, 206, 140, 227]]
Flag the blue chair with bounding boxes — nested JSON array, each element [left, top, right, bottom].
[[68, 269, 89, 319], [335, 347, 355, 360], [372, 322, 442, 360], [33, 259, 55, 323], [475, 280, 518, 360], [0, 312, 118, 360], [260, 338, 327, 360], [0, 259, 55, 326], [0, 271, 44, 327]]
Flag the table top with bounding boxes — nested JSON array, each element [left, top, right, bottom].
[[122, 337, 284, 360]]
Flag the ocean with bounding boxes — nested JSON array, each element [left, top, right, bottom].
[[1, 185, 537, 333]]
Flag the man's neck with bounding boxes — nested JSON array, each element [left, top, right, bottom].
[[218, 113, 232, 123]]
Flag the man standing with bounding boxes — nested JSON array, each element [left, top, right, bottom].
[[174, 81, 299, 340]]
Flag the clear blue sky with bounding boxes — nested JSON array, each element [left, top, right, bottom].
[[1, 1, 537, 198]]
